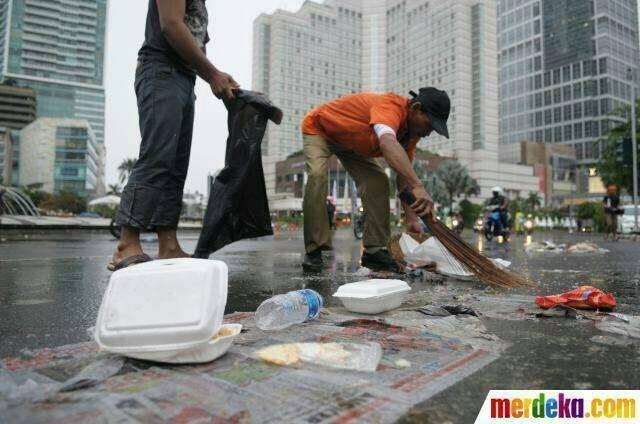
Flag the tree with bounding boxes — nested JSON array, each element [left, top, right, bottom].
[[429, 160, 480, 212], [21, 184, 50, 208], [598, 99, 639, 193], [40, 190, 87, 215], [107, 183, 122, 195], [117, 158, 137, 185], [524, 192, 542, 212]]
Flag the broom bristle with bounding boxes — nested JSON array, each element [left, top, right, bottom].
[[399, 191, 529, 288], [427, 216, 529, 288]]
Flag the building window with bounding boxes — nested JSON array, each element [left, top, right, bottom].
[[554, 126, 563, 142], [564, 125, 572, 141]]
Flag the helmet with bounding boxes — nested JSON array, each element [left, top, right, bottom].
[[491, 186, 504, 194]]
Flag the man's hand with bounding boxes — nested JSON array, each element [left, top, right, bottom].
[[410, 185, 434, 217], [210, 70, 240, 100]]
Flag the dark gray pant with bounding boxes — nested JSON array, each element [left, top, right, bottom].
[[116, 60, 196, 230]]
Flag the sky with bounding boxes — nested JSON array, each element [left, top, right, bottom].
[[104, 0, 306, 194], [105, 0, 640, 195]]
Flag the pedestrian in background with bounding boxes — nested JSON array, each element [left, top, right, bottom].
[[603, 185, 623, 241]]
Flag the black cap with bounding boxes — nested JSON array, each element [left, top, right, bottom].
[[409, 87, 451, 139]]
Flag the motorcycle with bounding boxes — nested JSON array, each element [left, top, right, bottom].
[[473, 215, 484, 233], [452, 216, 464, 235], [353, 207, 364, 240], [484, 207, 509, 242], [523, 216, 534, 236]]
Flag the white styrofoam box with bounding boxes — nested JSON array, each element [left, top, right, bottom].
[[124, 323, 242, 364], [95, 258, 228, 354], [333, 279, 411, 314]]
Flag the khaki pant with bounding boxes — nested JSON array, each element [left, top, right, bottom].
[[303, 134, 390, 253]]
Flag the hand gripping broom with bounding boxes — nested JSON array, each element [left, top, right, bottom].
[[399, 190, 529, 288]]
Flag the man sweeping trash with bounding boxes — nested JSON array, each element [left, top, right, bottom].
[[110, 0, 239, 270], [301, 88, 451, 272]]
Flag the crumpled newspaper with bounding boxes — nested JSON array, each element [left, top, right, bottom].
[[256, 342, 382, 372], [0, 356, 124, 408]]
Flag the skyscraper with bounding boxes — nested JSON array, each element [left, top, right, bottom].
[[254, 0, 539, 199], [497, 0, 640, 192], [253, 0, 365, 194], [0, 0, 108, 194]]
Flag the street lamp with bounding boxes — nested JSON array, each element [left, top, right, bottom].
[[628, 68, 639, 233]]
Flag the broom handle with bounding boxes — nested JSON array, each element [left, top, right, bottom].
[[398, 190, 432, 221]]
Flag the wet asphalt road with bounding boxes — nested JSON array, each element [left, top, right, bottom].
[[0, 228, 639, 422]]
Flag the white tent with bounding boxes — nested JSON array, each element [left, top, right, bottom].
[[89, 195, 121, 207]]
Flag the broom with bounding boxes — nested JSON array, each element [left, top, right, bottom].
[[399, 191, 529, 288]]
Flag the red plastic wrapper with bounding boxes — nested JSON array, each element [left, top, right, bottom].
[[535, 285, 616, 310]]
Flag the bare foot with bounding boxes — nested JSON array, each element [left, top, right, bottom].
[[158, 247, 191, 259], [112, 227, 145, 265]]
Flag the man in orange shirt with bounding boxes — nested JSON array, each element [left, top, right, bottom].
[[301, 87, 451, 271]]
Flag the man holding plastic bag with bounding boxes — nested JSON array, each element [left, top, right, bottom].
[[111, 0, 239, 270], [301, 88, 451, 272]]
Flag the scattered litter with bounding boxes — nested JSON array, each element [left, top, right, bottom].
[[354, 267, 372, 277], [406, 268, 446, 284], [525, 241, 564, 253], [535, 286, 616, 310], [256, 342, 382, 372], [256, 289, 323, 330], [398, 233, 474, 280], [333, 279, 411, 314], [599, 312, 630, 323], [0, 356, 124, 407], [95, 258, 231, 363], [567, 242, 609, 254], [58, 356, 125, 392], [442, 305, 480, 317], [535, 305, 578, 319], [491, 258, 512, 269], [526, 241, 608, 254], [421, 316, 508, 353], [415, 305, 452, 317], [395, 359, 412, 368], [595, 314, 640, 339]]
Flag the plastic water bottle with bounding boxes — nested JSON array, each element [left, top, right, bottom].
[[255, 289, 323, 330]]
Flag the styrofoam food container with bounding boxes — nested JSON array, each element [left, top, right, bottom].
[[123, 323, 242, 364], [333, 279, 411, 314], [95, 258, 228, 355]]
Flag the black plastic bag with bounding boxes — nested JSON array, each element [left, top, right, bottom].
[[193, 90, 282, 258]]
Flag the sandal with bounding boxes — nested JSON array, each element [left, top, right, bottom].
[[107, 254, 153, 272]]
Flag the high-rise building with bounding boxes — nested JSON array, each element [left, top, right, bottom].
[[253, 0, 365, 194], [0, 83, 36, 185], [19, 117, 99, 196], [497, 0, 640, 193], [0, 0, 108, 194], [254, 0, 539, 200]]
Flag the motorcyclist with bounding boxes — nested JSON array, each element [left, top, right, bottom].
[[487, 187, 509, 230]]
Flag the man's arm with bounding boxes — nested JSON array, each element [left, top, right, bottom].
[[379, 133, 433, 216], [397, 174, 424, 233], [156, 0, 238, 99]]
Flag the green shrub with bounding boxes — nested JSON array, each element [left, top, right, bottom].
[[92, 204, 117, 219], [459, 199, 483, 226]]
